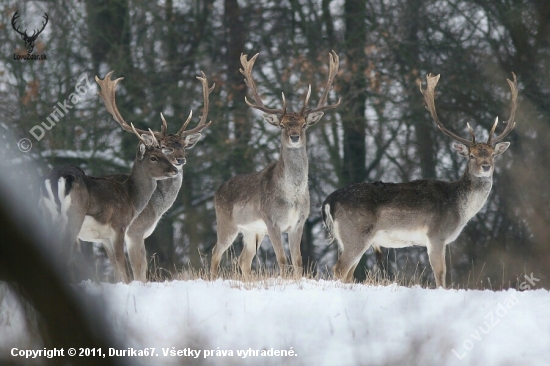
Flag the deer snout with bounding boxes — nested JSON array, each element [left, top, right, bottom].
[[482, 164, 491, 172], [176, 158, 186, 166], [290, 135, 300, 143]]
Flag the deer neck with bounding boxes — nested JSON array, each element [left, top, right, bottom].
[[126, 160, 158, 215], [148, 172, 183, 213], [277, 142, 309, 191], [457, 165, 493, 222]]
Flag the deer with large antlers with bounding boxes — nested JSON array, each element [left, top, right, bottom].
[[40, 125, 178, 283], [211, 51, 341, 277], [95, 71, 214, 281], [323, 73, 518, 288]]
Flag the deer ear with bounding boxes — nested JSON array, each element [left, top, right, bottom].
[[306, 111, 324, 126], [138, 142, 146, 160], [494, 142, 510, 156], [184, 133, 202, 149], [262, 113, 280, 127], [453, 143, 469, 157], [141, 134, 155, 146]]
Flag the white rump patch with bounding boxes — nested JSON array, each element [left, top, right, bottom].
[[40, 178, 72, 233], [57, 178, 72, 231], [41, 179, 59, 220], [323, 204, 335, 241], [332, 220, 344, 254]]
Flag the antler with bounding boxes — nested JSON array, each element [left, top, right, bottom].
[[487, 72, 518, 145], [11, 11, 26, 37], [31, 13, 48, 39], [97, 71, 214, 138], [130, 123, 158, 147], [240, 53, 286, 115], [177, 71, 215, 137], [95, 71, 153, 136], [11, 11, 48, 39], [302, 50, 342, 115], [419, 73, 473, 146]]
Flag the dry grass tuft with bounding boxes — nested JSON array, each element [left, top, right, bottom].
[[144, 252, 438, 290], [144, 252, 539, 292]]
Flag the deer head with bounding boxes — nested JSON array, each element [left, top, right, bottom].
[[240, 51, 341, 148], [11, 11, 48, 54], [129, 123, 178, 180], [95, 71, 214, 169], [419, 73, 518, 177]]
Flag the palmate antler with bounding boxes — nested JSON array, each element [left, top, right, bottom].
[[240, 53, 287, 115], [419, 73, 518, 146], [240, 51, 341, 117], [301, 50, 341, 115], [95, 71, 214, 138], [488, 73, 518, 145], [177, 71, 215, 137]]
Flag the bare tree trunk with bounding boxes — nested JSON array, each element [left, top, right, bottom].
[[342, 0, 368, 186], [225, 0, 252, 175], [300, 218, 316, 274], [342, 0, 368, 281], [404, 0, 436, 179]]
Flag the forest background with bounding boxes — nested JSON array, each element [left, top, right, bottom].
[[2, 0, 549, 287]]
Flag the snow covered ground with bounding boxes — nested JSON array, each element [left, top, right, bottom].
[[2, 277, 549, 365]]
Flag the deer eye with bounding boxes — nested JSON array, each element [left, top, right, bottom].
[[150, 156, 158, 162], [469, 154, 475, 160], [279, 124, 285, 129]]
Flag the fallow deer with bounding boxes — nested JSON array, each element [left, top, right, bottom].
[[211, 51, 341, 277], [95, 71, 214, 281], [323, 73, 518, 288], [40, 122, 178, 283]]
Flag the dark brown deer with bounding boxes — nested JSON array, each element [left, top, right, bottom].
[[11, 11, 48, 54], [95, 71, 214, 281], [211, 51, 341, 277], [323, 73, 518, 288], [40, 124, 178, 283]]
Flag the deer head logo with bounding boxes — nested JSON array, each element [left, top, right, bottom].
[[11, 11, 48, 54]]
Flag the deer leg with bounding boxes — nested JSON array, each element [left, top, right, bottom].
[[333, 226, 373, 282], [288, 224, 304, 275], [211, 223, 239, 278], [55, 199, 87, 278], [101, 239, 117, 282], [239, 231, 263, 278], [333, 249, 364, 283], [427, 240, 446, 288], [127, 234, 147, 282], [109, 229, 129, 284], [266, 224, 287, 274], [62, 217, 86, 282]]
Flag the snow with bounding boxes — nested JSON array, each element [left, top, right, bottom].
[[2, 278, 549, 365]]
